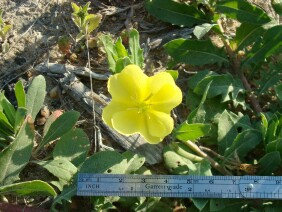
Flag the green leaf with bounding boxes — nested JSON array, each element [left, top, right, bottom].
[[233, 21, 277, 52], [0, 128, 13, 141], [186, 91, 227, 125], [174, 122, 212, 141], [164, 39, 229, 66], [52, 151, 128, 210], [53, 128, 90, 167], [14, 107, 27, 133], [14, 80, 26, 108], [43, 110, 63, 137], [129, 29, 144, 68], [1, 25, 12, 38], [0, 92, 4, 111], [192, 72, 246, 108], [80, 151, 127, 174], [26, 75, 46, 121], [35, 158, 77, 189], [0, 127, 12, 140], [1, 97, 16, 127], [224, 129, 262, 159], [145, 0, 210, 27], [122, 151, 146, 174], [216, 110, 253, 154], [215, 0, 271, 24], [272, 0, 282, 15], [0, 117, 34, 185], [72, 15, 82, 29], [82, 2, 91, 14], [0, 110, 13, 133], [232, 23, 265, 51], [71, 2, 80, 13], [258, 151, 281, 175], [189, 159, 212, 176], [164, 70, 178, 81], [0, 180, 56, 197], [193, 23, 215, 40], [40, 111, 80, 149], [275, 83, 282, 101], [265, 113, 281, 144], [260, 113, 268, 142], [84, 13, 102, 33], [188, 81, 212, 123], [100, 35, 118, 73], [266, 139, 282, 161], [191, 199, 209, 211], [257, 69, 282, 96], [188, 70, 216, 90], [115, 37, 128, 58], [194, 73, 243, 101], [163, 145, 196, 174], [75, 32, 85, 42], [243, 25, 282, 66], [116, 57, 132, 73], [51, 182, 76, 211]]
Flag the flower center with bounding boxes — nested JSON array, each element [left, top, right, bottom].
[[137, 93, 153, 114], [128, 93, 153, 113], [137, 101, 151, 114]]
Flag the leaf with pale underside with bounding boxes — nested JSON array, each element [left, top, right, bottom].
[[145, 0, 210, 27], [164, 39, 229, 66]]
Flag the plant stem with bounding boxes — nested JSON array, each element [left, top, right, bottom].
[[170, 142, 204, 162], [216, 19, 262, 113], [199, 146, 225, 160], [182, 140, 232, 175], [239, 71, 262, 113]]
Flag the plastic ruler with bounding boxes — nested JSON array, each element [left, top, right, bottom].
[[77, 173, 282, 199]]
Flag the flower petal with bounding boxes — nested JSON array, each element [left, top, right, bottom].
[[111, 109, 142, 135], [108, 65, 148, 103], [135, 110, 174, 144], [102, 101, 129, 128], [146, 110, 174, 138], [110, 108, 172, 144], [149, 72, 176, 92], [149, 72, 182, 112], [103, 66, 182, 145]]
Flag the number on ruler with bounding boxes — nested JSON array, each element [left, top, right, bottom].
[[245, 187, 252, 192]]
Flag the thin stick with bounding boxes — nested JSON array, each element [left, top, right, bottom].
[[85, 26, 99, 154]]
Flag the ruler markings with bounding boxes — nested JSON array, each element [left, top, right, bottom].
[[77, 174, 282, 199]]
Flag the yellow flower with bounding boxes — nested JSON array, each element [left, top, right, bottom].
[[102, 65, 182, 144]]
